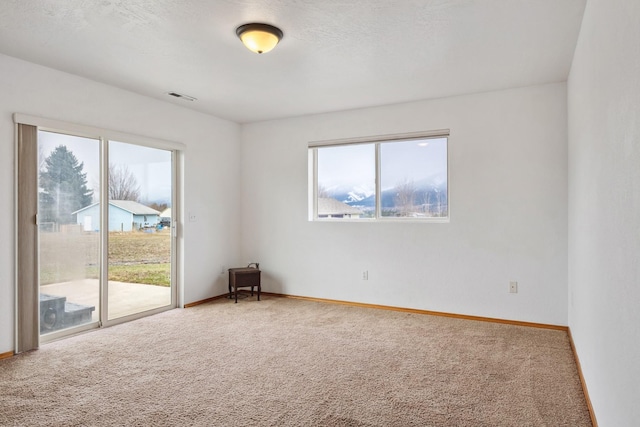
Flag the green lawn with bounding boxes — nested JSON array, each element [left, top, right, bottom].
[[40, 229, 172, 287], [83, 263, 171, 287]]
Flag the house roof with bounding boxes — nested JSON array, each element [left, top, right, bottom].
[[72, 200, 160, 216], [318, 198, 363, 216], [110, 200, 160, 215], [160, 208, 171, 219]]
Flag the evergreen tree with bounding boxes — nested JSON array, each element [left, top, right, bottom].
[[39, 145, 93, 225]]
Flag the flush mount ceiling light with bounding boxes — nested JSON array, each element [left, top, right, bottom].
[[236, 23, 283, 54]]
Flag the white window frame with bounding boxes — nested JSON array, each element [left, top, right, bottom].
[[308, 130, 450, 222]]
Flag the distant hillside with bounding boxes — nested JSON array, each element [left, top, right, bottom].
[[326, 178, 447, 216]]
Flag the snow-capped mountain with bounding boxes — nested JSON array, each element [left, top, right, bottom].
[[324, 174, 445, 204], [322, 184, 374, 205], [322, 173, 448, 215]]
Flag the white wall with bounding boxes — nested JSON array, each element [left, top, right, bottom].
[[0, 54, 241, 354], [568, 0, 640, 425], [241, 83, 568, 326]]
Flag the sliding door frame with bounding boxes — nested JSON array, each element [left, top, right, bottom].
[[101, 139, 180, 328], [14, 113, 184, 350]]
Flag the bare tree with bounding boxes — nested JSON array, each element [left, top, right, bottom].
[[435, 189, 447, 217], [109, 163, 140, 201], [317, 185, 330, 198], [394, 178, 416, 217], [148, 202, 168, 212]]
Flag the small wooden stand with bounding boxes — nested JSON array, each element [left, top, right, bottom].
[[228, 266, 261, 303]]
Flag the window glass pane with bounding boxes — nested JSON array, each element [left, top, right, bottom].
[[380, 137, 448, 218], [317, 144, 375, 219], [107, 141, 172, 319], [38, 130, 100, 334]]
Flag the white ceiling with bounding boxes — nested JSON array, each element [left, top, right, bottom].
[[0, 0, 586, 124]]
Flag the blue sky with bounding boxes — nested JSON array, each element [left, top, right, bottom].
[[317, 137, 447, 191]]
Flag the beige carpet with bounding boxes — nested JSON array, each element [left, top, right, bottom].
[[0, 295, 591, 426]]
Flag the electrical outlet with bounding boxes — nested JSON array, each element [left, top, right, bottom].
[[362, 270, 368, 280], [189, 212, 197, 222], [509, 281, 518, 293], [220, 265, 226, 275]]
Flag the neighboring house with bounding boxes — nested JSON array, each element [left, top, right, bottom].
[[73, 200, 161, 232], [317, 197, 362, 219], [159, 208, 171, 226]]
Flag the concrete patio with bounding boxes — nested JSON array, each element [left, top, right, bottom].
[[40, 279, 171, 325]]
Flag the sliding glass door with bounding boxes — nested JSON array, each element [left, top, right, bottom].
[[107, 141, 173, 320], [34, 129, 176, 341], [38, 131, 101, 335]]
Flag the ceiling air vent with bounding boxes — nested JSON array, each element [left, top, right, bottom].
[[167, 92, 197, 101]]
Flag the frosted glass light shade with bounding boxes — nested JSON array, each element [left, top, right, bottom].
[[236, 23, 283, 54]]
